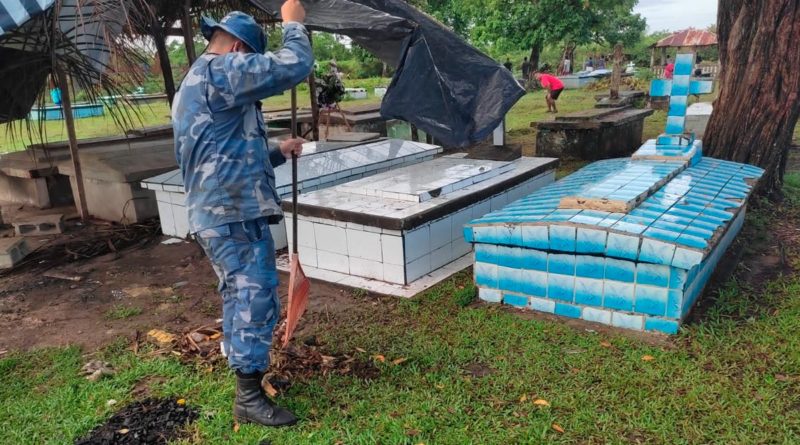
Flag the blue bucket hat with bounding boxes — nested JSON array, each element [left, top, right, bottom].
[[201, 11, 267, 54]]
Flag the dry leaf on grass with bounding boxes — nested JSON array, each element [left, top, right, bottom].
[[263, 381, 279, 398], [355, 347, 367, 353], [600, 341, 612, 348], [552, 423, 565, 433], [519, 394, 528, 403], [177, 399, 186, 406], [642, 355, 655, 362], [533, 399, 550, 407], [233, 423, 240, 433], [147, 329, 176, 345], [392, 357, 408, 366], [373, 354, 386, 363]]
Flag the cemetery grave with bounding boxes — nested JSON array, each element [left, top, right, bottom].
[[466, 54, 764, 334]]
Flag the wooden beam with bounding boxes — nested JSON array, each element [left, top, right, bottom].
[[182, 0, 196, 65], [55, 67, 89, 221], [307, 32, 320, 141]]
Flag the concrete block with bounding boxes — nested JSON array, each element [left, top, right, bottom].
[[0, 237, 31, 269], [12, 214, 64, 237]]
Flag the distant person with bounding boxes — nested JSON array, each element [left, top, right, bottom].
[[597, 56, 606, 70], [563, 57, 571, 74], [664, 56, 675, 79], [521, 57, 532, 79], [504, 58, 513, 71], [534, 72, 564, 113], [585, 56, 594, 71]]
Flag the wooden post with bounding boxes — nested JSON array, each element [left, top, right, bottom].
[[55, 67, 89, 221], [182, 0, 197, 65], [307, 32, 320, 141], [650, 47, 655, 69], [610, 42, 624, 100]]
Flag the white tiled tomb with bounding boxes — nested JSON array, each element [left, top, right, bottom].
[[141, 139, 442, 247], [284, 155, 559, 296]]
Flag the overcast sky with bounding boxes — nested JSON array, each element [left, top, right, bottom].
[[634, 0, 718, 32]]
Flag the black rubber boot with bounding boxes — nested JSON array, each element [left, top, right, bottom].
[[233, 372, 298, 427]]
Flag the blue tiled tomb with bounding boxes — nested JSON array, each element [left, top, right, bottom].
[[465, 54, 764, 334]]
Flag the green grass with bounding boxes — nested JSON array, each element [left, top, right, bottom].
[[4, 202, 800, 445], [0, 85, 384, 154], [104, 305, 144, 320]]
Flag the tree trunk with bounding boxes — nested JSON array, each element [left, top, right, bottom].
[[703, 0, 800, 197], [529, 42, 542, 71], [610, 42, 624, 100]]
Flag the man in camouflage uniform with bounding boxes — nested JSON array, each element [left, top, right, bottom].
[[172, 1, 312, 427]]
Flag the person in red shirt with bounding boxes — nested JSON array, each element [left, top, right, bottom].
[[534, 72, 565, 113], [664, 56, 675, 79]]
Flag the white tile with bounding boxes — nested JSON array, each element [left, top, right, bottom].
[[298, 245, 317, 268], [156, 199, 176, 237], [168, 191, 186, 206], [314, 223, 347, 253], [429, 216, 452, 250], [404, 224, 430, 262], [479, 288, 502, 303], [451, 237, 472, 258], [270, 221, 288, 250], [381, 234, 405, 266], [430, 242, 453, 271], [172, 205, 190, 239], [362, 225, 382, 234], [298, 219, 316, 249], [405, 254, 431, 283], [472, 199, 491, 219], [346, 229, 382, 261], [348, 257, 383, 280], [582, 307, 612, 325], [317, 250, 349, 274], [451, 208, 472, 241], [490, 193, 508, 212], [383, 263, 406, 284], [164, 184, 184, 193]]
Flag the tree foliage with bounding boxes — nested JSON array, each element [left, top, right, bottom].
[[422, 0, 646, 58]]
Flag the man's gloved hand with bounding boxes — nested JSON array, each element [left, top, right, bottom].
[[281, 0, 306, 23], [280, 138, 305, 158]]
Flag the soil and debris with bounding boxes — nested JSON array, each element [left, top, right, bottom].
[[74, 398, 198, 445]]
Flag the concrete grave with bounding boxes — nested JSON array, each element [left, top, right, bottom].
[[141, 139, 443, 247], [534, 106, 655, 161], [0, 237, 31, 269], [284, 155, 559, 297], [685, 102, 713, 139], [467, 53, 763, 335], [58, 141, 177, 223]]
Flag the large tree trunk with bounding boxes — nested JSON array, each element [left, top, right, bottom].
[[529, 42, 542, 71], [704, 0, 800, 197]]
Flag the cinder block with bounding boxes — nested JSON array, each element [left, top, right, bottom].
[[12, 214, 64, 237], [0, 237, 31, 269]]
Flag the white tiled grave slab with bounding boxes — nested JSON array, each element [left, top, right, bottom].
[[285, 156, 559, 294], [337, 160, 515, 203], [141, 139, 443, 244]]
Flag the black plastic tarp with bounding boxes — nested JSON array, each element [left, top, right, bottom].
[[249, 0, 524, 147]]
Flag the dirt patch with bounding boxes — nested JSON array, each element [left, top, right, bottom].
[[463, 362, 493, 378], [0, 222, 366, 352], [74, 398, 198, 445]]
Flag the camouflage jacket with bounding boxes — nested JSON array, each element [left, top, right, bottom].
[[173, 23, 313, 234]]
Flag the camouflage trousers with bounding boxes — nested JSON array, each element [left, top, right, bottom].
[[196, 217, 280, 374]]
